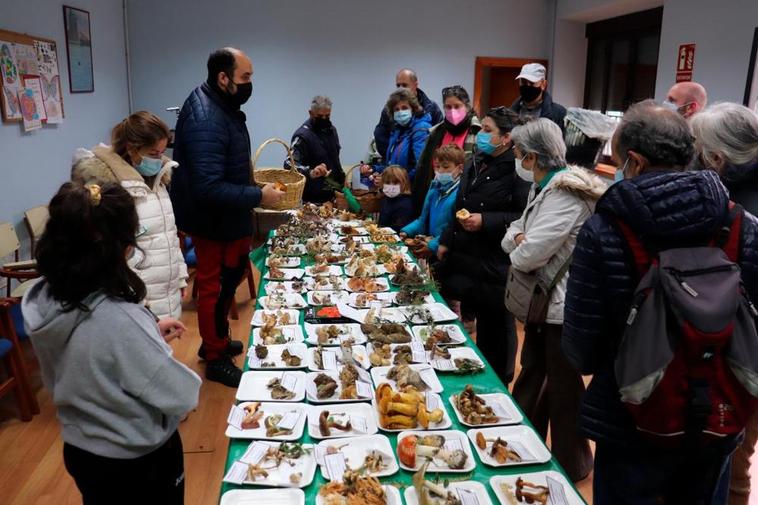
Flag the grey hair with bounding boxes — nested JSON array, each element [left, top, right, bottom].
[[690, 102, 758, 166], [511, 118, 567, 170], [310, 95, 332, 111], [397, 68, 418, 82]]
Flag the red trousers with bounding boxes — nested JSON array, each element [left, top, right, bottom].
[[192, 236, 251, 361]]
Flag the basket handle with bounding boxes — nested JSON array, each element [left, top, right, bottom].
[[251, 138, 296, 182], [343, 163, 364, 182]]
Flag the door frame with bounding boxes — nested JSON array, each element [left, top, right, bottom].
[[473, 57, 549, 115]]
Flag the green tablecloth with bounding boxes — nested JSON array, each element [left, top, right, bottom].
[[220, 235, 587, 504]]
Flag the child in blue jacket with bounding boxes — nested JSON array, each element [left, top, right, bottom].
[[401, 144, 464, 258]]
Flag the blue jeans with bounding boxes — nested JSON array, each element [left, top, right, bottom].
[[593, 437, 739, 505]]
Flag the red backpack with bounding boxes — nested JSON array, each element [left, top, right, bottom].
[[614, 204, 758, 446]]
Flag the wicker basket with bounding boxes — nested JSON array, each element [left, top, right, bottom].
[[252, 138, 306, 210], [334, 163, 384, 213]]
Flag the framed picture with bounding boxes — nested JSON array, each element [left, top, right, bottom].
[[745, 27, 758, 110], [63, 5, 93, 93]]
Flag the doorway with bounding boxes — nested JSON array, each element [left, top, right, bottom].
[[473, 57, 549, 115]]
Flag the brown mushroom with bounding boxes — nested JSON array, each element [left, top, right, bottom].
[[318, 410, 352, 437]]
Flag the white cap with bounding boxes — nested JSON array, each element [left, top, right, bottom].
[[515, 63, 546, 83]]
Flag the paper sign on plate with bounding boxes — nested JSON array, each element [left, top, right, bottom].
[[322, 350, 338, 371], [240, 441, 269, 465], [418, 367, 438, 388], [324, 452, 347, 482], [426, 392, 441, 411], [281, 373, 298, 391], [354, 365, 372, 383], [547, 476, 570, 505], [223, 461, 249, 484], [431, 359, 455, 370], [507, 440, 537, 462], [314, 445, 327, 465], [444, 438, 464, 453], [490, 402, 512, 421], [356, 381, 373, 399], [277, 411, 301, 431], [411, 341, 426, 363], [456, 488, 480, 505], [351, 415, 368, 433], [227, 404, 246, 430]]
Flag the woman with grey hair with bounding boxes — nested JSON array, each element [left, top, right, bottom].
[[502, 118, 604, 481], [691, 102, 758, 505]]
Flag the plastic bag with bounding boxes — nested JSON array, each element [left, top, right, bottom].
[[565, 108, 618, 141]]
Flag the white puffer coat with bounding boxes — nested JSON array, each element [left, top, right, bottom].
[[72, 145, 188, 319]]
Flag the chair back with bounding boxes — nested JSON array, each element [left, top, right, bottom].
[[23, 206, 49, 257]]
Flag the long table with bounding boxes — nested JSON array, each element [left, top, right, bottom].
[[219, 225, 586, 504]]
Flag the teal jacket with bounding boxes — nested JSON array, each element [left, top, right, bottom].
[[401, 179, 460, 253]]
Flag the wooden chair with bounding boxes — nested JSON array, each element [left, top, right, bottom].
[[0, 222, 39, 298], [23, 205, 49, 258], [0, 298, 39, 420]]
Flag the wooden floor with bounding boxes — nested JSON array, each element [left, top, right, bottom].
[[0, 274, 755, 504]]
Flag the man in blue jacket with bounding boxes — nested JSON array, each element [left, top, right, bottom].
[[171, 47, 283, 387]]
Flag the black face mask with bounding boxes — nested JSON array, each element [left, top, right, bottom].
[[313, 117, 332, 130], [226, 81, 252, 108], [519, 84, 542, 103]]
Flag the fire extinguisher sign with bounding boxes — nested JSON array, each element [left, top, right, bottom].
[[676, 43, 696, 82]]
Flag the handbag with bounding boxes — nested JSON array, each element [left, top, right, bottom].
[[505, 257, 572, 324]]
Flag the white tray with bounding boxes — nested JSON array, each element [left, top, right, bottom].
[[449, 392, 524, 427], [400, 303, 459, 323], [265, 256, 301, 268], [396, 429, 476, 473], [491, 471, 586, 505], [236, 371, 306, 403], [429, 347, 484, 373], [251, 309, 300, 327], [304, 323, 367, 346], [411, 324, 467, 347], [222, 441, 316, 488], [366, 342, 428, 367], [344, 277, 390, 293], [306, 290, 348, 307], [305, 370, 374, 403], [258, 294, 307, 310], [315, 434, 398, 480], [404, 481, 493, 505], [370, 364, 443, 393], [303, 276, 347, 291], [267, 244, 307, 256], [306, 345, 370, 372], [373, 392, 452, 432], [251, 325, 305, 346], [306, 403, 379, 439], [466, 425, 552, 467], [225, 402, 307, 440], [392, 291, 436, 305], [264, 281, 306, 295], [247, 343, 308, 369], [264, 268, 306, 281], [220, 488, 305, 505], [315, 485, 401, 505], [305, 265, 343, 277], [346, 291, 395, 308]]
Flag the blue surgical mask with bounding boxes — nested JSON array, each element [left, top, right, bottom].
[[434, 172, 455, 185], [136, 156, 163, 177], [614, 158, 629, 183], [393, 109, 412, 126], [476, 131, 496, 155]]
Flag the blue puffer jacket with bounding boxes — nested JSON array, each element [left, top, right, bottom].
[[562, 169, 758, 448], [385, 113, 432, 181], [170, 83, 261, 241], [401, 179, 459, 253]]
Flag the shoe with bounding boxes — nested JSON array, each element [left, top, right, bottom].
[[198, 339, 244, 360], [206, 356, 242, 387]]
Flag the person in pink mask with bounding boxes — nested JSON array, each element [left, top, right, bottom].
[[411, 85, 481, 217]]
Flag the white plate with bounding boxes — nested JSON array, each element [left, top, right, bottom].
[[466, 425, 552, 467], [305, 265, 343, 277], [327, 219, 364, 228], [259, 294, 307, 310], [371, 364, 443, 393], [251, 325, 305, 346], [306, 290, 348, 306], [404, 481, 493, 505], [220, 488, 305, 505], [341, 306, 408, 324], [223, 441, 316, 488], [264, 268, 306, 281], [366, 342, 428, 367], [303, 276, 347, 291], [315, 434, 398, 480], [429, 347, 485, 373], [373, 392, 452, 432], [411, 324, 468, 347], [251, 310, 301, 327], [396, 430, 476, 473], [247, 343, 308, 369], [306, 345, 370, 371], [344, 277, 391, 293], [400, 303, 459, 323], [265, 256, 301, 268], [264, 281, 306, 295], [225, 402, 307, 440], [346, 292, 395, 308], [304, 323, 367, 346], [491, 471, 586, 505], [315, 485, 402, 505], [305, 370, 374, 403], [392, 291, 436, 306], [267, 244, 307, 256], [306, 402, 379, 439], [236, 371, 306, 402], [449, 392, 524, 427]]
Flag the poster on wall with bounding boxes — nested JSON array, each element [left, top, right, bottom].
[[0, 40, 22, 121], [19, 84, 42, 131], [14, 43, 40, 76], [63, 5, 94, 93], [33, 40, 64, 123], [21, 75, 47, 124]]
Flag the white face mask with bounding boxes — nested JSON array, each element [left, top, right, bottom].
[[515, 156, 534, 183], [382, 184, 401, 198]]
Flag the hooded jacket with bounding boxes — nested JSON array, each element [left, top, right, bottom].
[[373, 88, 443, 158], [502, 166, 607, 324], [72, 145, 188, 320], [385, 112, 432, 180], [22, 280, 201, 458], [402, 178, 461, 253]]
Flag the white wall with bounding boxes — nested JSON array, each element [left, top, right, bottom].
[[558, 0, 663, 22], [126, 0, 555, 166], [0, 0, 129, 250], [550, 19, 587, 108]]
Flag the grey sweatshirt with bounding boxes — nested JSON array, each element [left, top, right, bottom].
[[22, 279, 201, 458]]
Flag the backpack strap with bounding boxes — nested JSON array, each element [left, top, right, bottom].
[[714, 202, 743, 262], [614, 219, 653, 278]]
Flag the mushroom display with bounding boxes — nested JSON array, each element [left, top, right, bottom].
[[318, 410, 352, 437]]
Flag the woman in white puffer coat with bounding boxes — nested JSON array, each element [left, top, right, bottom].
[[71, 111, 188, 319]]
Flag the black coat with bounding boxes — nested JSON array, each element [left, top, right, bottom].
[[562, 169, 758, 447], [170, 83, 261, 241], [723, 159, 758, 216], [373, 88, 443, 159], [288, 118, 345, 204], [378, 194, 414, 232], [439, 150, 530, 289], [511, 91, 567, 134]]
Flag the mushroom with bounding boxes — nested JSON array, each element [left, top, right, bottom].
[[264, 414, 293, 437], [412, 461, 459, 505], [475, 432, 521, 463], [241, 402, 264, 429], [515, 478, 550, 504], [246, 464, 269, 481], [417, 404, 444, 429], [319, 410, 352, 437]]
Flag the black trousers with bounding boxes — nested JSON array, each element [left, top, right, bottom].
[[63, 430, 185, 505], [512, 323, 593, 481]]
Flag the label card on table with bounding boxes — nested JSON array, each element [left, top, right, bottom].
[[443, 438, 464, 453], [354, 365, 372, 383], [418, 367, 438, 388], [277, 410, 301, 431], [248, 355, 262, 368], [456, 488, 480, 505], [356, 380, 373, 399], [240, 441, 269, 465], [506, 440, 536, 462], [547, 476, 570, 505], [281, 372, 298, 392], [350, 415, 368, 433], [223, 461, 249, 484], [324, 452, 347, 482], [314, 445, 327, 465], [425, 392, 441, 411], [490, 401, 512, 421], [431, 359, 455, 371], [322, 350, 338, 371], [411, 341, 427, 363], [227, 404, 246, 430]]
